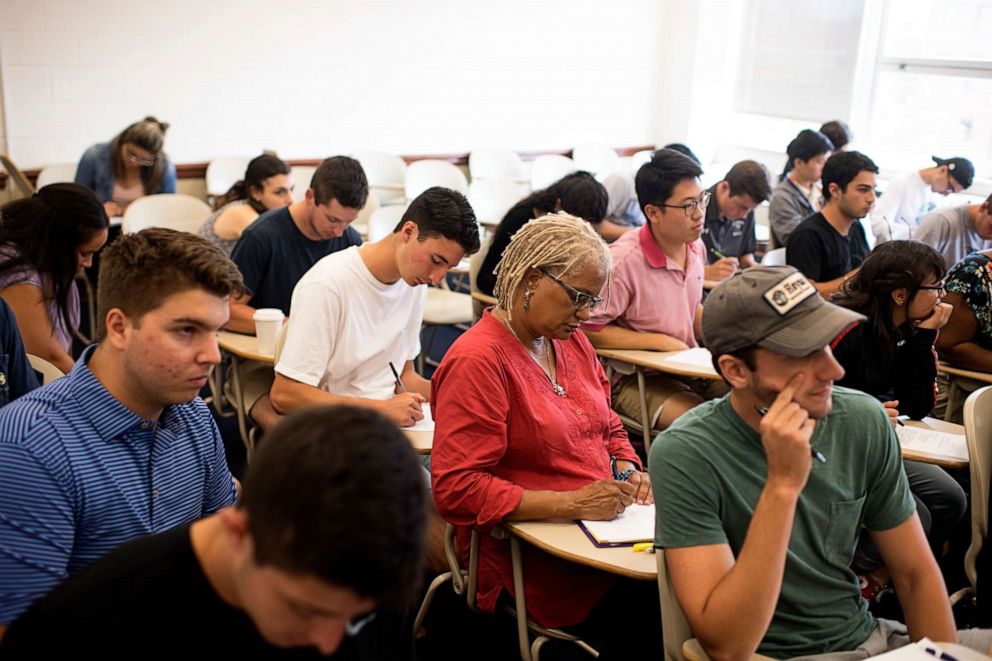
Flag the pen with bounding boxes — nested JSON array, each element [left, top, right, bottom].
[[632, 542, 655, 553], [754, 404, 827, 463], [895, 414, 908, 427], [610, 455, 620, 480], [710, 247, 727, 260], [923, 646, 959, 661], [389, 361, 406, 392]]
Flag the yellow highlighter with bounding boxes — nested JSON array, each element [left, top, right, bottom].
[[632, 542, 654, 553]]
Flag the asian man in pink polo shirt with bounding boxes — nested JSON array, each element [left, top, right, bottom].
[[583, 149, 726, 431]]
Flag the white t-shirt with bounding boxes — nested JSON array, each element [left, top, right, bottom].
[[871, 171, 931, 242], [276, 246, 427, 400]]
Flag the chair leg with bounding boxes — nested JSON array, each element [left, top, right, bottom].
[[510, 536, 534, 661], [637, 368, 651, 453], [413, 571, 452, 634]]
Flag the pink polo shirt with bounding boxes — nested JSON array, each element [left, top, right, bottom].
[[585, 224, 705, 346]]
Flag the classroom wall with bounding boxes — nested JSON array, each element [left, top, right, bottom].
[[0, 0, 667, 168]]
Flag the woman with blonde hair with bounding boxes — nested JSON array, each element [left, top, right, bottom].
[[75, 116, 176, 217], [431, 212, 660, 659]]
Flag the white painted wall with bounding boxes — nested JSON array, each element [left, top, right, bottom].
[[0, 0, 667, 168]]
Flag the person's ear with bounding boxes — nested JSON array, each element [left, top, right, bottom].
[[717, 355, 751, 390], [891, 287, 908, 307], [102, 308, 132, 350]]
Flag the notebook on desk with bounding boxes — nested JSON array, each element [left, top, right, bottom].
[[896, 425, 968, 462], [579, 503, 655, 548]]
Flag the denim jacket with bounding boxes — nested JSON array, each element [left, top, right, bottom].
[[73, 142, 176, 203]]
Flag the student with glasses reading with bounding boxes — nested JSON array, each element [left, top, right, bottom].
[[431, 213, 661, 659], [830, 241, 966, 609], [583, 148, 725, 432], [74, 116, 176, 218]]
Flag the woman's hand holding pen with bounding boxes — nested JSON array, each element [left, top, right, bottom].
[[882, 400, 901, 428], [568, 480, 636, 520]]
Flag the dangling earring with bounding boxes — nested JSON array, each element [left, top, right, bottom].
[[523, 289, 533, 310]]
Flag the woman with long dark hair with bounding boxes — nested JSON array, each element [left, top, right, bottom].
[[74, 116, 176, 218], [831, 240, 964, 605], [0, 183, 109, 373], [476, 171, 608, 297], [198, 154, 293, 255]]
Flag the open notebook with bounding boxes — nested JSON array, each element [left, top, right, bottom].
[[579, 503, 655, 548], [895, 425, 968, 462]]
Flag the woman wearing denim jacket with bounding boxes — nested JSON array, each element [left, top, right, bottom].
[[74, 116, 176, 218]]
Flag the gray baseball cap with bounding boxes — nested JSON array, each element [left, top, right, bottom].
[[702, 266, 865, 358]]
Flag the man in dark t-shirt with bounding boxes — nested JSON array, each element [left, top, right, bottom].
[[700, 160, 772, 283], [227, 156, 369, 334], [787, 151, 878, 298], [0, 405, 426, 660]]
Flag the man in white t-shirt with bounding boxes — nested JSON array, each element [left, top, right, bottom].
[[269, 187, 480, 427]]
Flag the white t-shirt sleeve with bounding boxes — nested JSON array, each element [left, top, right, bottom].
[[275, 280, 340, 387]]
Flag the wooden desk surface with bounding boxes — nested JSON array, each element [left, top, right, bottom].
[[939, 363, 992, 385], [404, 429, 432, 455], [217, 330, 274, 364], [595, 347, 719, 380], [901, 417, 968, 469], [503, 520, 656, 581]]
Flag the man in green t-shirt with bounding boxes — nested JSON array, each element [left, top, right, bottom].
[[650, 266, 992, 659]]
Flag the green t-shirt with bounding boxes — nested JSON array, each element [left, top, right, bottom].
[[650, 387, 916, 659]]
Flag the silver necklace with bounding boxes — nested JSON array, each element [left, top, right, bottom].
[[497, 311, 567, 397]]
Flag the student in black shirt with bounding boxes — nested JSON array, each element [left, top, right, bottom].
[[830, 240, 965, 605], [0, 405, 426, 659], [787, 151, 878, 298]]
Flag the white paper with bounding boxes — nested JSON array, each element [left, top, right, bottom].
[[896, 425, 968, 462], [664, 348, 716, 371], [409, 403, 435, 432], [580, 503, 655, 545], [869, 637, 950, 661]]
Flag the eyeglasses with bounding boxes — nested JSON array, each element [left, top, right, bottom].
[[345, 611, 377, 637], [918, 280, 946, 293], [658, 190, 711, 218], [539, 268, 602, 311], [123, 145, 156, 167]]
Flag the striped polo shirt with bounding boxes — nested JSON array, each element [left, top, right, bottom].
[[0, 346, 236, 624]]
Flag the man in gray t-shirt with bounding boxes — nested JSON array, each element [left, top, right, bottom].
[[915, 194, 992, 269]]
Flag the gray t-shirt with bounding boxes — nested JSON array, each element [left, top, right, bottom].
[[914, 205, 990, 270], [602, 171, 646, 227]]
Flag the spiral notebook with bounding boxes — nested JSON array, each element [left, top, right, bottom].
[[578, 503, 656, 548]]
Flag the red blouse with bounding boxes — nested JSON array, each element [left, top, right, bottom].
[[431, 310, 641, 628]]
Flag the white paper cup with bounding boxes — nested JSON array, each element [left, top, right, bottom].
[[252, 308, 284, 355]]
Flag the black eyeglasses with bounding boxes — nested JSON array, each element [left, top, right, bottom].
[[658, 190, 711, 218], [539, 268, 603, 311], [918, 280, 946, 293]]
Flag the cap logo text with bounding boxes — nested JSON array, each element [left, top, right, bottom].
[[763, 272, 816, 316]]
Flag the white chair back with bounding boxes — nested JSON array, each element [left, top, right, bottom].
[[964, 385, 992, 591], [350, 191, 381, 240], [368, 205, 408, 243], [405, 159, 469, 201], [36, 163, 78, 189], [656, 550, 695, 661], [121, 194, 213, 234], [352, 151, 408, 206], [572, 144, 622, 177], [762, 247, 787, 266], [27, 354, 65, 384], [205, 156, 252, 198], [290, 165, 317, 203], [468, 149, 525, 181], [468, 179, 528, 227], [529, 154, 576, 191]]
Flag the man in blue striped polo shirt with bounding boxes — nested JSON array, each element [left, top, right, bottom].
[[0, 228, 244, 632]]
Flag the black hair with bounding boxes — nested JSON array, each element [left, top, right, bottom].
[[819, 121, 852, 151], [507, 170, 608, 227], [723, 160, 772, 204], [822, 150, 879, 201], [832, 240, 946, 351], [215, 154, 291, 213], [662, 143, 702, 165], [243, 405, 427, 608], [635, 148, 704, 214], [0, 183, 109, 337], [310, 156, 369, 209], [780, 129, 834, 181], [396, 186, 480, 254]]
